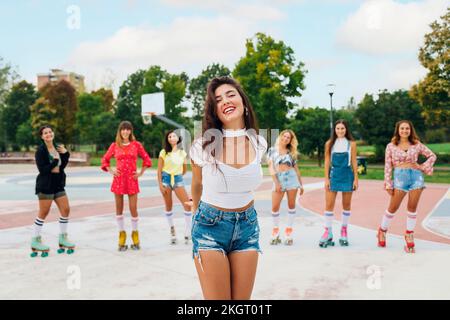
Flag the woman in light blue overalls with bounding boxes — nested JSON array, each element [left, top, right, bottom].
[[320, 120, 358, 248]]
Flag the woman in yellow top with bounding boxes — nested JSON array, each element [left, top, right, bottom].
[[158, 130, 192, 244]]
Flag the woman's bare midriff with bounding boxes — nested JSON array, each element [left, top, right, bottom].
[[277, 163, 294, 172], [209, 200, 254, 212], [395, 163, 418, 169]]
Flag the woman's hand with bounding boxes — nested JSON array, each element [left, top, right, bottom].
[[298, 186, 304, 196], [274, 181, 282, 193], [133, 171, 143, 180], [56, 144, 67, 154], [109, 168, 120, 177], [353, 179, 359, 191], [411, 163, 422, 172], [325, 178, 330, 190], [159, 183, 169, 195]]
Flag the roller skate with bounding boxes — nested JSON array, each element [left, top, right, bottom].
[[319, 227, 334, 248], [57, 233, 75, 254], [270, 227, 281, 245], [118, 230, 128, 251], [170, 226, 177, 245], [184, 228, 191, 244], [130, 230, 140, 250], [404, 230, 415, 253], [377, 227, 387, 248], [30, 236, 50, 258], [284, 227, 293, 245], [339, 226, 349, 246]]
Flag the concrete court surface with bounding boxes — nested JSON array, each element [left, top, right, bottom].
[[0, 164, 449, 300]]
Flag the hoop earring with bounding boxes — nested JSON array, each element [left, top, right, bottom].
[[245, 107, 249, 116]]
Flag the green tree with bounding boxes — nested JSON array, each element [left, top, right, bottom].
[[92, 88, 114, 112], [355, 89, 425, 160], [289, 107, 330, 166], [410, 7, 449, 132], [16, 119, 37, 150], [233, 33, 307, 131], [30, 97, 57, 139], [189, 63, 231, 120], [116, 66, 190, 153], [75, 93, 104, 145], [3, 81, 39, 150], [0, 57, 19, 151], [91, 112, 119, 151]]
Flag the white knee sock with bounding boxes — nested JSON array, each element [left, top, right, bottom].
[[406, 211, 417, 232], [324, 211, 334, 229], [59, 216, 69, 234], [380, 210, 395, 231], [184, 211, 192, 236], [116, 215, 125, 231], [165, 211, 174, 227], [131, 217, 139, 231], [34, 217, 44, 237], [287, 208, 296, 228], [272, 211, 280, 228], [342, 211, 351, 227]]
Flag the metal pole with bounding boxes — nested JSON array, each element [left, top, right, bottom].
[[329, 92, 334, 137]]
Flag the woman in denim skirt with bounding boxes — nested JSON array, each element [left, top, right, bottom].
[[320, 120, 358, 248], [189, 77, 267, 300]]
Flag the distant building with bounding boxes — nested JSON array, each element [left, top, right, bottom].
[[37, 69, 85, 93]]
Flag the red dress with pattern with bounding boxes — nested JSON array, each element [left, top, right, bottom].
[[101, 141, 152, 195]]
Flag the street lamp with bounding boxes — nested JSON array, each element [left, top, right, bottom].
[[327, 84, 336, 137]]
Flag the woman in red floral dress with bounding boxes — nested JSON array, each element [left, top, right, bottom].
[[101, 121, 152, 251]]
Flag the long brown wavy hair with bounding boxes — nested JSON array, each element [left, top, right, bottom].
[[326, 119, 354, 157], [202, 77, 259, 154], [115, 121, 136, 147], [391, 120, 420, 145]]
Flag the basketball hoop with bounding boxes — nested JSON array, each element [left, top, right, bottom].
[[142, 112, 155, 125]]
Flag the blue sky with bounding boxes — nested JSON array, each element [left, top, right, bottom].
[[0, 0, 447, 112]]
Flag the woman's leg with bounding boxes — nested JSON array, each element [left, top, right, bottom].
[[128, 194, 139, 232], [378, 189, 407, 245], [341, 192, 353, 227], [54, 195, 70, 235], [174, 187, 192, 239], [114, 194, 125, 231], [34, 199, 53, 238], [324, 190, 338, 228], [194, 251, 231, 300], [229, 251, 258, 300], [405, 188, 423, 232], [271, 191, 285, 242], [286, 189, 298, 232]]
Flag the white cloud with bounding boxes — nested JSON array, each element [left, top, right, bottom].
[[65, 16, 258, 92], [336, 0, 448, 55]]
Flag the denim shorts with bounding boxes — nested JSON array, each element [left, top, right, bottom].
[[393, 168, 425, 192], [37, 191, 66, 200], [273, 168, 301, 192], [161, 171, 184, 189], [191, 201, 261, 267]]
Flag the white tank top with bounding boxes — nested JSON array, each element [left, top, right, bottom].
[[189, 133, 267, 209]]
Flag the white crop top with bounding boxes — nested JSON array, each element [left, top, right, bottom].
[[331, 138, 351, 166], [189, 132, 268, 209]]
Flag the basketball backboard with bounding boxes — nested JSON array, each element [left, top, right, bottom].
[[141, 92, 165, 125]]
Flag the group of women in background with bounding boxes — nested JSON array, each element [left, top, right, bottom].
[[30, 76, 437, 300]]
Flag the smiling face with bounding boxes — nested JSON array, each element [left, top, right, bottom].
[[335, 123, 347, 138], [41, 127, 54, 143], [168, 132, 179, 147], [120, 128, 131, 141], [280, 132, 292, 146], [214, 84, 245, 128], [398, 122, 411, 139]]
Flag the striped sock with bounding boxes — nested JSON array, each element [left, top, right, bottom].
[[287, 208, 296, 228], [34, 218, 44, 237], [131, 217, 139, 231], [272, 211, 280, 228], [342, 211, 351, 227], [324, 211, 334, 229], [116, 215, 125, 231], [59, 216, 69, 234], [381, 210, 395, 231], [184, 211, 192, 236], [165, 211, 174, 227], [406, 211, 417, 232]]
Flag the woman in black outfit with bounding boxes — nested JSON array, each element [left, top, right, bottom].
[[31, 125, 75, 257]]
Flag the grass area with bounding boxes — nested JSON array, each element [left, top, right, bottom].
[[358, 143, 450, 155]]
